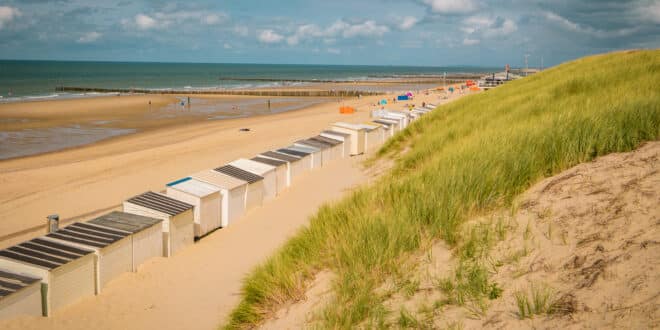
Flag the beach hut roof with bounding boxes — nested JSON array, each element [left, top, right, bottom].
[[229, 158, 275, 176], [192, 170, 247, 190], [214, 165, 263, 184], [373, 119, 396, 126], [261, 151, 300, 162], [0, 237, 94, 270], [166, 177, 220, 198], [276, 148, 310, 157], [321, 130, 351, 138], [87, 211, 162, 234], [296, 138, 332, 150], [333, 122, 368, 131], [288, 145, 320, 153], [46, 222, 130, 249], [0, 268, 40, 299], [251, 156, 286, 167], [126, 191, 193, 216], [310, 135, 342, 146]]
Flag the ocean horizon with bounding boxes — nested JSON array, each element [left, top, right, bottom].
[[0, 60, 498, 101]]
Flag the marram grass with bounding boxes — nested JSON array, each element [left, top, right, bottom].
[[223, 50, 660, 329]]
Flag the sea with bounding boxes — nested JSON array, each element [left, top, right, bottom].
[[0, 60, 496, 101]]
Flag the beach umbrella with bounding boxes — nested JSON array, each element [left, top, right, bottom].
[[406, 92, 413, 97], [380, 99, 387, 105]]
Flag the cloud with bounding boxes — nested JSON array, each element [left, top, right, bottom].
[[0, 6, 21, 29], [203, 14, 224, 25], [233, 25, 249, 37], [258, 29, 284, 43], [126, 10, 227, 30], [543, 11, 637, 38], [327, 47, 341, 54], [637, 1, 660, 23], [77, 31, 101, 43], [341, 20, 388, 38], [135, 14, 157, 30], [223, 43, 232, 49], [462, 38, 480, 46], [285, 19, 389, 46], [462, 15, 517, 38], [398, 16, 419, 30], [422, 0, 478, 14]]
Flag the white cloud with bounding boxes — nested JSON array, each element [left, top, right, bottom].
[[462, 38, 480, 46], [462, 15, 517, 38], [0, 6, 21, 29], [233, 25, 249, 37], [77, 31, 102, 43], [223, 43, 232, 49], [423, 0, 478, 14], [543, 11, 637, 38], [203, 14, 224, 25], [258, 29, 284, 43], [399, 16, 419, 30], [135, 14, 157, 30], [342, 20, 388, 38], [327, 47, 341, 54], [637, 1, 660, 23], [285, 19, 389, 46], [127, 11, 227, 30]]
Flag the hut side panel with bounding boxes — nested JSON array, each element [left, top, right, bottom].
[[169, 210, 194, 256], [131, 224, 163, 271], [0, 281, 42, 320], [48, 254, 96, 315]]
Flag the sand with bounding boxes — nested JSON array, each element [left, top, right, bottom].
[[0, 86, 467, 329]]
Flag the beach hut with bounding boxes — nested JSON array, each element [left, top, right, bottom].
[[229, 158, 278, 201], [373, 119, 396, 138], [214, 165, 264, 212], [320, 130, 352, 158], [0, 237, 96, 316], [192, 170, 248, 227], [310, 135, 344, 160], [295, 138, 334, 164], [383, 111, 410, 127], [123, 191, 194, 257], [166, 177, 222, 238], [356, 123, 383, 150], [287, 145, 323, 169], [331, 122, 367, 156], [0, 269, 42, 320], [251, 156, 288, 192], [259, 151, 303, 185], [276, 148, 313, 171], [87, 211, 163, 272], [43, 222, 132, 293]]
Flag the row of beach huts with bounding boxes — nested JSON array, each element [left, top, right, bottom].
[[0, 104, 437, 320]]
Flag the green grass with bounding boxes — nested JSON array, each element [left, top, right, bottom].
[[514, 284, 555, 318], [223, 50, 660, 329]]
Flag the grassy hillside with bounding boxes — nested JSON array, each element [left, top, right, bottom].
[[223, 50, 660, 329]]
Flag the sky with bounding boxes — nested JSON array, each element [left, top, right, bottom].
[[0, 0, 658, 67]]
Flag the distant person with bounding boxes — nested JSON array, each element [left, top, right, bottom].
[[267, 99, 271, 111], [422, 102, 426, 108]]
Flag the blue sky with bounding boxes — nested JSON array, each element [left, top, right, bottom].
[[0, 0, 658, 67]]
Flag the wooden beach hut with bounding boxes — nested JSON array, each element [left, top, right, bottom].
[[287, 145, 322, 169], [251, 156, 289, 191], [214, 165, 264, 212], [321, 130, 352, 158], [166, 177, 222, 238], [310, 135, 344, 160], [373, 119, 396, 139], [87, 211, 163, 272], [123, 191, 194, 257], [43, 222, 132, 294], [229, 159, 278, 201], [357, 123, 383, 150], [0, 269, 42, 320], [259, 151, 304, 185], [295, 138, 334, 164], [0, 237, 95, 316], [382, 112, 408, 128], [192, 170, 248, 227], [330, 122, 367, 156], [277, 148, 313, 171]]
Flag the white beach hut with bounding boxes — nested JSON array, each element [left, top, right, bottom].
[[214, 165, 264, 212], [229, 158, 278, 201], [331, 122, 367, 156], [166, 177, 222, 238], [123, 191, 194, 257], [251, 156, 289, 190], [276, 148, 313, 171], [44, 222, 133, 294], [0, 237, 96, 316], [287, 145, 322, 169], [382, 112, 408, 129], [310, 135, 344, 160], [357, 123, 383, 151], [87, 211, 163, 272], [0, 269, 42, 320], [259, 151, 304, 185], [321, 130, 352, 158], [192, 170, 248, 227], [295, 139, 334, 164], [372, 119, 395, 139]]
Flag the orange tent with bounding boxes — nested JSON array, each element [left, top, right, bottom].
[[469, 86, 480, 91], [339, 106, 355, 114]]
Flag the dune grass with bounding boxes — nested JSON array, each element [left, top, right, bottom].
[[223, 50, 660, 329]]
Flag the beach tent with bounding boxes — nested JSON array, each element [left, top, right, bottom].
[[166, 177, 222, 238], [397, 95, 409, 101], [339, 106, 355, 114], [320, 130, 352, 158], [379, 99, 388, 105], [123, 191, 194, 257], [356, 123, 383, 150], [43, 222, 132, 294], [87, 211, 163, 272], [259, 151, 304, 185], [192, 170, 248, 227], [0, 269, 42, 320], [287, 145, 323, 169], [0, 237, 96, 316], [310, 135, 344, 160], [330, 122, 367, 156], [295, 138, 334, 164], [229, 158, 278, 201], [251, 156, 288, 192], [214, 165, 264, 212], [406, 92, 413, 97], [276, 148, 313, 171]]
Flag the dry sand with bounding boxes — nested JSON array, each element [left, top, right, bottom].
[[0, 86, 468, 329]]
